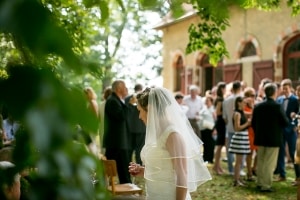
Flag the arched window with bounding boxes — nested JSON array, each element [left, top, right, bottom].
[[175, 55, 184, 91], [240, 42, 257, 58]]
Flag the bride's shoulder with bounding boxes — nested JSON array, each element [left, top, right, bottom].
[[163, 125, 176, 134], [160, 126, 178, 141]]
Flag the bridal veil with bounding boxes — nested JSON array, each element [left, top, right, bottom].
[[139, 87, 211, 192]]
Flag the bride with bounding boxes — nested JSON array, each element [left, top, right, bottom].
[[129, 87, 211, 200]]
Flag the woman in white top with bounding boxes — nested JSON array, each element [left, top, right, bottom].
[[199, 95, 216, 164], [129, 87, 211, 200]]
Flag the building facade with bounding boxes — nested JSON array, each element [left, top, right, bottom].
[[155, 3, 300, 95]]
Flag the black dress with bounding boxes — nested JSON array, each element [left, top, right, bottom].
[[215, 97, 226, 145]]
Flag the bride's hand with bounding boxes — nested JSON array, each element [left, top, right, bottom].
[[128, 162, 143, 176]]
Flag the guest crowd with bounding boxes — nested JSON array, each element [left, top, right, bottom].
[[101, 78, 300, 195], [2, 77, 300, 199], [176, 78, 300, 193]]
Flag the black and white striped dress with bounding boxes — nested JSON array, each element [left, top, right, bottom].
[[228, 109, 251, 154]]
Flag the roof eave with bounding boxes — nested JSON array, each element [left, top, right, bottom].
[[153, 11, 198, 30]]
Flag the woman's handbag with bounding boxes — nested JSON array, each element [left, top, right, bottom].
[[198, 107, 215, 130], [202, 120, 214, 130]]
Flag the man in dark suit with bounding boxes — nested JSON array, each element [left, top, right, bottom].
[[275, 79, 300, 184], [103, 80, 132, 183], [125, 83, 146, 165], [252, 82, 289, 192]]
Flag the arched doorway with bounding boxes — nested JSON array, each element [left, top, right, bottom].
[[197, 54, 223, 92], [283, 34, 300, 88]]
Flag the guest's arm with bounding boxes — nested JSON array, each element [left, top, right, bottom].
[[233, 112, 250, 131]]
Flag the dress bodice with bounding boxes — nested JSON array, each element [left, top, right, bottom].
[[232, 109, 248, 131], [141, 126, 191, 200]]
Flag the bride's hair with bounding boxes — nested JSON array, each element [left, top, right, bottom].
[[136, 87, 150, 111], [137, 87, 171, 115]]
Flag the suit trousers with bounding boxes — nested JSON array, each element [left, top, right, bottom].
[[276, 129, 299, 178], [105, 148, 132, 184], [129, 132, 145, 165], [201, 129, 215, 163], [188, 119, 201, 138], [257, 146, 279, 190]]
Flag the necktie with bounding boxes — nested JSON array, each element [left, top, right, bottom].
[[283, 98, 288, 111]]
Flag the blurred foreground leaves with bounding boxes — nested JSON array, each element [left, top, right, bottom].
[[1, 0, 299, 199], [0, 66, 108, 199], [0, 0, 110, 198]]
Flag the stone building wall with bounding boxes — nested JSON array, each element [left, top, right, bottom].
[[157, 3, 300, 93]]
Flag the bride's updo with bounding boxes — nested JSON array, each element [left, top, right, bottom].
[[136, 87, 151, 111], [137, 87, 171, 116]]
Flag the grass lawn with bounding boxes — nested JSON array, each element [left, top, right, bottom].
[[191, 161, 297, 200], [132, 159, 297, 200]]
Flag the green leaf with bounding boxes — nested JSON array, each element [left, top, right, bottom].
[[99, 0, 109, 23], [138, 0, 158, 9], [83, 0, 97, 8]]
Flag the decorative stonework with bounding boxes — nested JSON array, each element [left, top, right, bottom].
[[273, 23, 300, 61], [194, 52, 205, 66], [272, 23, 300, 80], [235, 34, 261, 60], [171, 50, 185, 68]]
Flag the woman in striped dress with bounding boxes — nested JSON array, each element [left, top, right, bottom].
[[229, 96, 251, 187]]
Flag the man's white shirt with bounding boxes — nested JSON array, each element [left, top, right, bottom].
[[183, 95, 204, 119]]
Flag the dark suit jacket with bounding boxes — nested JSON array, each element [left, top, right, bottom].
[[124, 95, 146, 133], [252, 98, 288, 147], [103, 93, 131, 150], [277, 94, 299, 132]]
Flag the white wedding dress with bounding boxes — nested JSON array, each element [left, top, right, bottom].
[[141, 126, 192, 200]]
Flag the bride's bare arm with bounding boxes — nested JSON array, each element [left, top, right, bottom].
[[166, 132, 188, 200]]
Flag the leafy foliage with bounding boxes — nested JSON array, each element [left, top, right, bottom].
[[185, 0, 300, 65], [0, 65, 107, 199], [287, 0, 300, 16], [0, 0, 299, 199]]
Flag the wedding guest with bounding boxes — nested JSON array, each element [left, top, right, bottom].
[[199, 95, 216, 164], [3, 114, 20, 147], [211, 86, 217, 99], [243, 87, 257, 181], [252, 83, 288, 192], [103, 80, 132, 183], [98, 86, 112, 155], [84, 86, 99, 117], [296, 85, 300, 104], [213, 82, 227, 175], [223, 81, 242, 175], [129, 87, 211, 199], [183, 85, 204, 138], [175, 93, 189, 115], [228, 96, 251, 187], [295, 122, 300, 198], [256, 78, 272, 102], [125, 83, 146, 165], [275, 79, 300, 184], [83, 86, 99, 155], [0, 161, 21, 200]]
